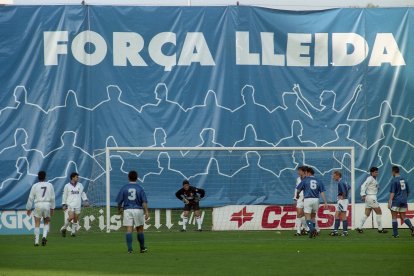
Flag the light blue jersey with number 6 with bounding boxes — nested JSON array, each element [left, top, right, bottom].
[[296, 176, 325, 199], [116, 183, 148, 210]]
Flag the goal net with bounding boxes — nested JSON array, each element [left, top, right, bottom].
[[84, 147, 354, 232]]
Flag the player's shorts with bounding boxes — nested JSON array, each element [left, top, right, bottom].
[[336, 199, 349, 212], [67, 206, 82, 215], [33, 202, 52, 218], [390, 206, 407, 212], [123, 208, 145, 227], [184, 201, 200, 211], [296, 199, 304, 209], [304, 198, 319, 213], [364, 195, 379, 209]]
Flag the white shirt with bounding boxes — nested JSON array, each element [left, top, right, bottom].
[[62, 182, 88, 209], [294, 176, 304, 201], [26, 181, 56, 210], [360, 175, 378, 196]]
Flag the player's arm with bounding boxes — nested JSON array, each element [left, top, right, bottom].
[[360, 178, 369, 200], [62, 185, 68, 210], [50, 185, 56, 215], [388, 192, 394, 209], [26, 186, 35, 216], [116, 189, 124, 215], [196, 188, 205, 199], [81, 185, 89, 207], [320, 191, 328, 208], [295, 182, 303, 199], [175, 189, 188, 204], [142, 202, 149, 220]]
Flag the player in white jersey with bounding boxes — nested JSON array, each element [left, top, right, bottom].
[[356, 167, 388, 234], [26, 171, 55, 246], [60, 172, 89, 237], [293, 166, 309, 236]]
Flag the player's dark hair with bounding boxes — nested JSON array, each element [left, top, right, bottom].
[[38, 171, 46, 181], [128, 171, 138, 182], [333, 170, 342, 177], [183, 179, 190, 185], [392, 166, 399, 174], [70, 172, 79, 180], [369, 167, 378, 173], [305, 167, 314, 175], [298, 166, 307, 172]]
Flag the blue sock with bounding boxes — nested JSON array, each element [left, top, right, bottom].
[[404, 219, 413, 229], [334, 219, 340, 231], [137, 232, 145, 249], [342, 220, 348, 232], [306, 220, 315, 232], [392, 219, 398, 236], [126, 233, 133, 251]]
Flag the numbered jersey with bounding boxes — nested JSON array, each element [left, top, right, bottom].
[[389, 176, 409, 207], [116, 183, 148, 210], [26, 181, 56, 210], [296, 176, 325, 199]]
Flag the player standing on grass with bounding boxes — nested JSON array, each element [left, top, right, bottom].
[[26, 171, 55, 246], [116, 171, 149, 253], [293, 166, 309, 236], [330, 171, 351, 237], [60, 172, 89, 237], [356, 167, 388, 234], [175, 179, 205, 232], [388, 166, 414, 238], [296, 167, 327, 238]]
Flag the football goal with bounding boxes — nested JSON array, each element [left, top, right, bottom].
[[86, 146, 355, 232]]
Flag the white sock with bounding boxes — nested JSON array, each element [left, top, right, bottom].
[[376, 215, 383, 230], [34, 227, 40, 244], [72, 223, 78, 234], [196, 217, 202, 230], [359, 215, 368, 229], [301, 217, 309, 231], [61, 220, 70, 230], [182, 217, 188, 230], [295, 218, 301, 233], [43, 224, 49, 238]]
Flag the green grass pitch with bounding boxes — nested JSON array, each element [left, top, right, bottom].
[[1, 228, 413, 276]]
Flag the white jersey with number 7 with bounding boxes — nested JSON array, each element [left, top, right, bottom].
[[26, 181, 56, 210]]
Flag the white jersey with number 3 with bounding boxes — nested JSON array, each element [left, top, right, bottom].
[[26, 181, 56, 210], [62, 182, 88, 209]]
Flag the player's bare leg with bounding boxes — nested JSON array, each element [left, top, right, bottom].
[[373, 207, 388, 233], [33, 217, 41, 246], [136, 225, 147, 253], [181, 211, 189, 232], [195, 209, 202, 231]]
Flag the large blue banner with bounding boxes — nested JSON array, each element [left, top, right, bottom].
[[0, 6, 412, 209]]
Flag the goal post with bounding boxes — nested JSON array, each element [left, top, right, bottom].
[[103, 146, 355, 232]]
